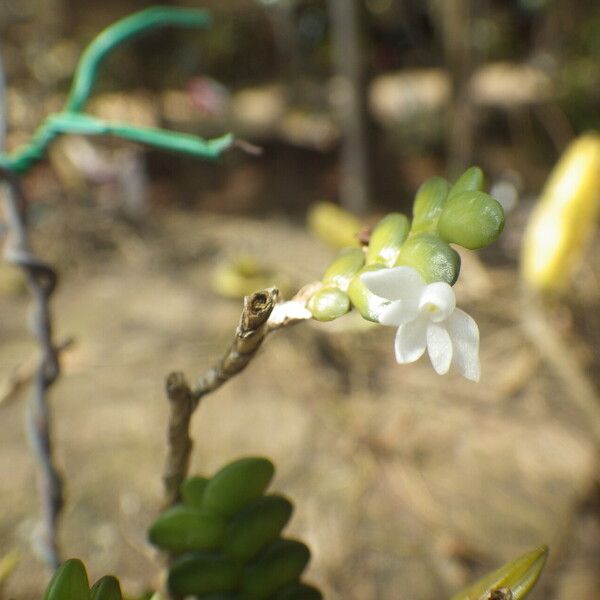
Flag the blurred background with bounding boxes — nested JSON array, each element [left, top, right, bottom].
[[0, 0, 599, 599]]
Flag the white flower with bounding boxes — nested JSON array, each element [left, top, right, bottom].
[[360, 266, 480, 381]]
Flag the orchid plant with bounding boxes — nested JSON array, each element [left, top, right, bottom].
[[2, 5, 550, 600]]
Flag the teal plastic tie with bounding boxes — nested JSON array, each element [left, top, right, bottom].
[[66, 6, 212, 113], [0, 7, 233, 175]]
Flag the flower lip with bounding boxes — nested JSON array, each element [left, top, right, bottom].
[[417, 281, 456, 322]]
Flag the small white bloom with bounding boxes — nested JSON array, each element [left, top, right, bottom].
[[360, 266, 480, 381]]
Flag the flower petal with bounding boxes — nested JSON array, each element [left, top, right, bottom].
[[361, 266, 425, 301], [445, 308, 480, 381], [378, 299, 419, 326], [394, 317, 427, 363], [426, 322, 453, 375], [418, 281, 456, 323]]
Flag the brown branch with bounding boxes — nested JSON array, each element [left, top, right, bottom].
[[162, 285, 315, 506], [191, 287, 280, 403], [163, 372, 195, 508]]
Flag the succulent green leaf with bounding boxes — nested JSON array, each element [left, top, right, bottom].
[[241, 539, 311, 600], [412, 176, 451, 233], [198, 595, 240, 600], [395, 233, 461, 285], [322, 247, 365, 291], [347, 264, 389, 322], [168, 552, 242, 597], [148, 505, 226, 553], [202, 457, 275, 518], [449, 166, 485, 198], [223, 495, 294, 563], [437, 190, 505, 250], [308, 287, 351, 321], [451, 545, 548, 600], [90, 576, 122, 600], [43, 559, 91, 600], [182, 476, 210, 508], [271, 582, 323, 600], [366, 213, 410, 266]]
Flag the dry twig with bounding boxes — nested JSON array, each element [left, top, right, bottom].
[[162, 284, 316, 506]]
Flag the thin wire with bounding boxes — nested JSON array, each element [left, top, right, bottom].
[[0, 49, 63, 569]]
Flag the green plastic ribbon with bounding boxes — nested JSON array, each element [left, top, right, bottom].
[[0, 6, 233, 175], [66, 7, 212, 113]]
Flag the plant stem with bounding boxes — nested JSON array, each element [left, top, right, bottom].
[[162, 285, 317, 506]]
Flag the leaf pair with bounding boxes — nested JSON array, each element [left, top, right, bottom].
[[149, 457, 321, 599], [43, 559, 121, 600]]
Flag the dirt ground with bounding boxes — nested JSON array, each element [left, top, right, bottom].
[[0, 209, 599, 600]]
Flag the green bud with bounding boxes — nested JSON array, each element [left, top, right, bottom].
[[308, 287, 350, 321], [366, 213, 410, 266], [322, 247, 365, 291], [149, 505, 226, 553], [241, 539, 311, 600], [347, 264, 388, 322], [90, 576, 122, 600], [223, 495, 293, 563], [395, 233, 460, 285], [43, 559, 91, 600], [438, 190, 505, 249], [412, 176, 450, 233], [449, 166, 485, 198], [451, 545, 548, 600], [271, 582, 323, 600], [168, 552, 242, 597], [202, 457, 275, 518], [182, 476, 210, 508]]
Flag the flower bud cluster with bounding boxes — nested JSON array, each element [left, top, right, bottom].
[[309, 166, 505, 323]]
